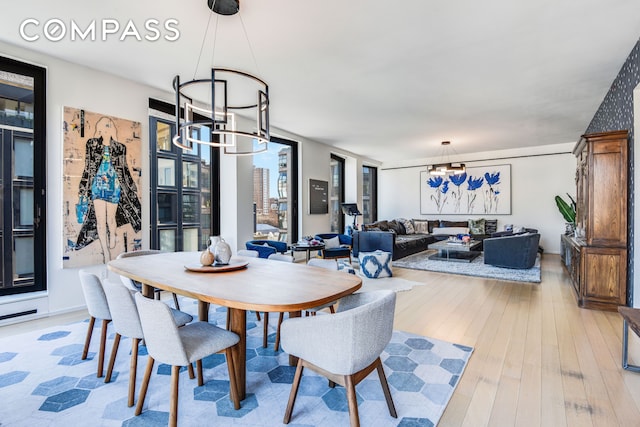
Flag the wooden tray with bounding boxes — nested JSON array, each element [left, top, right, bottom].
[[184, 259, 249, 273]]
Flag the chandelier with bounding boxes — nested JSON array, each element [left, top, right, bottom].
[[172, 0, 270, 155], [428, 141, 466, 175]]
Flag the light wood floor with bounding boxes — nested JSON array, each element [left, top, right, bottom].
[[393, 254, 640, 427], [2, 254, 639, 426]]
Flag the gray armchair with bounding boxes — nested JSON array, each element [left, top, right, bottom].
[[483, 232, 541, 269], [280, 290, 398, 426]]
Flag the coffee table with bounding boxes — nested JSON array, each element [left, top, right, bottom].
[[428, 240, 482, 263], [291, 243, 324, 263]]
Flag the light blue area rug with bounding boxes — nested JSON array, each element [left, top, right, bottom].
[[393, 250, 541, 283], [0, 299, 473, 427]]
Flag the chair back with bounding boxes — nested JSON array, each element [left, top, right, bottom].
[[246, 240, 287, 258], [237, 249, 259, 258], [282, 290, 395, 375], [134, 293, 189, 366], [102, 279, 143, 339], [307, 258, 338, 270], [268, 253, 294, 262], [79, 270, 111, 320], [116, 250, 163, 291]]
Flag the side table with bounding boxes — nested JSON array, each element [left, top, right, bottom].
[[291, 243, 325, 263], [618, 306, 640, 372]]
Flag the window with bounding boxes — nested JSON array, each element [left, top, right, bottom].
[[0, 57, 47, 297], [149, 99, 219, 252], [362, 165, 378, 225], [329, 154, 345, 234], [252, 137, 298, 244]]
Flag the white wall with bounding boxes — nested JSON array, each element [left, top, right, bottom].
[[379, 143, 576, 254]]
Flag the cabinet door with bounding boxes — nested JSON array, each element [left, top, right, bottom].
[[581, 247, 626, 307], [587, 138, 627, 247]]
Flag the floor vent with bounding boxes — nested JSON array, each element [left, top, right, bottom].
[[0, 309, 37, 321]]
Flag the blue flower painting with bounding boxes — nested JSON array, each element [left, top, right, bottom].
[[420, 165, 511, 215]]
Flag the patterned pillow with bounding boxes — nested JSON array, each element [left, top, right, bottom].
[[337, 260, 356, 275], [358, 250, 393, 278], [413, 219, 429, 234], [396, 218, 415, 234], [484, 219, 498, 234], [387, 220, 404, 235], [468, 218, 486, 234]]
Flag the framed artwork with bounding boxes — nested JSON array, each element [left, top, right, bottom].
[[62, 107, 143, 267], [309, 179, 329, 214], [420, 164, 511, 215]]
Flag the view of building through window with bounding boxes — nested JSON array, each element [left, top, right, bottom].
[[252, 140, 293, 244]]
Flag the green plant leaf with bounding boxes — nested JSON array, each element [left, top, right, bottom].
[[555, 195, 576, 223]]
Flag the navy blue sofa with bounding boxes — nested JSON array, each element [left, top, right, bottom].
[[246, 240, 288, 259]]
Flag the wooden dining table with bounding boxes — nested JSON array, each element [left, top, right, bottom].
[[107, 251, 362, 400]]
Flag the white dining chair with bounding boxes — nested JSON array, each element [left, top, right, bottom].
[[79, 270, 112, 378], [262, 252, 294, 350], [117, 250, 181, 310], [281, 290, 398, 427], [134, 293, 241, 427], [237, 249, 259, 257], [102, 279, 194, 407]]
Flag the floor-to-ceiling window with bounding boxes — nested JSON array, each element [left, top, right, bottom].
[[149, 100, 219, 252], [252, 136, 298, 244], [0, 57, 46, 297], [362, 165, 377, 226], [329, 154, 345, 234]]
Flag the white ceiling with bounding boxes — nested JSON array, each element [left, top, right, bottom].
[[1, 0, 639, 162]]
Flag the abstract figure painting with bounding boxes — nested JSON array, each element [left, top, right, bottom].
[[62, 107, 142, 267], [420, 164, 511, 215]]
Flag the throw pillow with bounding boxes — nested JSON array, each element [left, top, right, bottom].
[[324, 236, 340, 249], [397, 218, 415, 234], [358, 250, 393, 278], [468, 218, 486, 235], [432, 226, 470, 235], [337, 260, 356, 275], [387, 220, 404, 235], [484, 219, 498, 234], [413, 219, 429, 234], [375, 220, 390, 231]]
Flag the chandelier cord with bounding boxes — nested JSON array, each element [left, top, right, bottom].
[[193, 1, 216, 80], [238, 12, 261, 76]]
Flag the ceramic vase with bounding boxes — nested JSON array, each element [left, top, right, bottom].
[[214, 238, 232, 265]]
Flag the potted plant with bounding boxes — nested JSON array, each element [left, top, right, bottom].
[[555, 194, 576, 235]]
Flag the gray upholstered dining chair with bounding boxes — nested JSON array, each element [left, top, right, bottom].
[[280, 290, 398, 427], [134, 293, 241, 427], [261, 252, 295, 351], [237, 249, 259, 257], [101, 279, 194, 407], [117, 250, 181, 310], [79, 270, 112, 378]]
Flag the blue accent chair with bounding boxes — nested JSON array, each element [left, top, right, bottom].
[[246, 240, 288, 259], [314, 233, 353, 262]]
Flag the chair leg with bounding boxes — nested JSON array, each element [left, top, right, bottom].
[[225, 348, 240, 410], [283, 358, 304, 424], [196, 359, 204, 387], [135, 356, 155, 416], [188, 363, 195, 380], [329, 305, 335, 314], [263, 312, 269, 348], [97, 319, 110, 377], [274, 312, 284, 351], [376, 358, 397, 418], [105, 333, 121, 383], [345, 374, 360, 427], [82, 316, 96, 360], [172, 292, 180, 310], [128, 338, 140, 407], [226, 309, 231, 331], [255, 311, 261, 321], [169, 365, 180, 427]]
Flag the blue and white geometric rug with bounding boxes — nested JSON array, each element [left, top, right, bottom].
[[0, 299, 473, 427]]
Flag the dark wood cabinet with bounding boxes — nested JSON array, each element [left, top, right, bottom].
[[563, 130, 629, 311]]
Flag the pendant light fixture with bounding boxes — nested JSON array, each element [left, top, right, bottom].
[[172, 0, 270, 156], [428, 141, 466, 175]]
